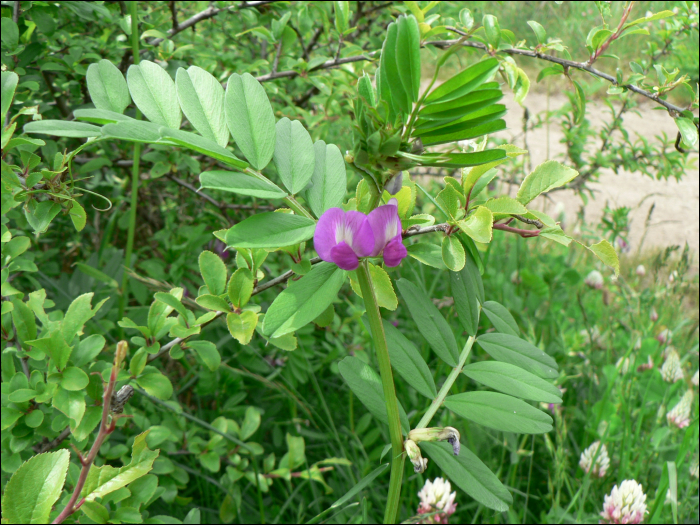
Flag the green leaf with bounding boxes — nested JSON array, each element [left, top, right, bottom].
[[675, 117, 698, 148], [86, 59, 131, 114], [24, 120, 102, 138], [2, 71, 19, 124], [516, 160, 579, 205], [225, 73, 276, 170], [74, 262, 119, 288], [457, 206, 493, 243], [24, 200, 62, 235], [225, 212, 315, 249], [481, 301, 518, 336], [477, 333, 558, 379], [382, 319, 436, 399], [70, 335, 106, 368], [81, 431, 159, 502], [226, 310, 258, 345], [154, 292, 188, 320], [527, 20, 546, 44], [69, 201, 87, 232], [337, 356, 409, 433], [198, 250, 227, 296], [101, 120, 162, 143], [240, 406, 261, 440], [484, 196, 528, 215], [74, 108, 133, 125], [127, 60, 181, 129], [395, 15, 421, 103], [539, 225, 572, 246], [263, 262, 346, 337], [442, 235, 465, 272], [10, 297, 37, 341], [419, 87, 503, 120], [396, 278, 459, 367], [587, 239, 620, 277], [273, 117, 316, 194], [572, 79, 586, 125], [27, 330, 72, 371], [445, 391, 553, 433], [623, 10, 674, 29], [417, 149, 506, 169], [426, 58, 499, 104], [136, 373, 173, 400], [63, 292, 104, 343], [406, 242, 446, 269], [307, 140, 346, 218], [1, 17, 19, 51], [463, 361, 562, 403], [188, 340, 221, 371], [1, 450, 70, 524], [349, 263, 397, 311], [483, 15, 501, 48], [228, 268, 254, 309], [159, 128, 247, 168], [380, 21, 410, 114], [195, 294, 231, 313], [419, 119, 506, 147], [199, 170, 286, 199], [176, 66, 228, 147], [61, 366, 90, 391], [449, 260, 482, 337], [420, 442, 512, 512]]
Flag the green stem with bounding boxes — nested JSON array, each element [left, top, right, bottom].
[[243, 167, 315, 220], [356, 260, 404, 524], [415, 337, 474, 430], [118, 2, 142, 324]]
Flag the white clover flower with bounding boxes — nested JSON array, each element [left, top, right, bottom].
[[667, 390, 694, 429], [600, 479, 647, 524], [585, 270, 604, 289], [579, 441, 610, 478], [692, 369, 699, 388], [657, 329, 672, 345], [635, 264, 646, 277], [660, 349, 684, 383], [417, 478, 457, 524]]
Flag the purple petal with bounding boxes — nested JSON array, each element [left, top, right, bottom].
[[448, 436, 461, 456], [330, 241, 360, 270], [383, 236, 407, 267], [367, 199, 402, 257], [314, 208, 345, 262], [340, 211, 374, 258]]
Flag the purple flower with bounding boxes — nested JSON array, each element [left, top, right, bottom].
[[313, 199, 407, 271]]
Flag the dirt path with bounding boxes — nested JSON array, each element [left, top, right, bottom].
[[493, 91, 699, 262]]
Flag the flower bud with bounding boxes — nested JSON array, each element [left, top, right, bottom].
[[115, 341, 128, 367], [636, 264, 646, 277], [408, 427, 461, 456], [384, 171, 403, 195], [405, 439, 428, 473]]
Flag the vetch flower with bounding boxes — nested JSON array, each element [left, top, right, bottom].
[[579, 441, 610, 478], [660, 349, 684, 383], [409, 427, 461, 456], [417, 477, 457, 524], [313, 200, 407, 271], [405, 439, 428, 473], [600, 479, 647, 524], [367, 199, 407, 267], [666, 390, 693, 429]]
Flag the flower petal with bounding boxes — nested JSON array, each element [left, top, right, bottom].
[[314, 207, 344, 262], [330, 241, 360, 270], [340, 211, 374, 257], [367, 199, 401, 256], [383, 236, 407, 267]]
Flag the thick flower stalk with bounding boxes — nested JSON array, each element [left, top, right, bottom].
[[417, 478, 457, 524], [660, 349, 684, 383], [666, 389, 694, 429], [314, 199, 407, 270], [579, 441, 610, 478], [600, 479, 648, 524]]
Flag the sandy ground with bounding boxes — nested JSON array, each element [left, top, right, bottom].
[[492, 91, 699, 263]]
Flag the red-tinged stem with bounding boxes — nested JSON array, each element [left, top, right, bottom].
[[588, 1, 636, 66], [493, 223, 541, 238], [52, 342, 128, 524]]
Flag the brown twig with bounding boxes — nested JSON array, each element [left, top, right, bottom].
[[52, 342, 129, 524]]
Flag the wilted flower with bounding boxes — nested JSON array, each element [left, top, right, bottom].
[[649, 307, 658, 322], [666, 390, 693, 429], [579, 441, 610, 478], [409, 427, 461, 456], [635, 264, 646, 277], [384, 171, 403, 195], [600, 479, 647, 524], [636, 355, 654, 373], [405, 439, 428, 473], [417, 478, 457, 524], [660, 349, 684, 383], [585, 270, 604, 289], [313, 199, 407, 270]]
